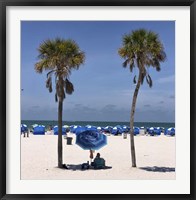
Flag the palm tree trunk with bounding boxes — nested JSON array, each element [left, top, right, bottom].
[[58, 99, 63, 168], [130, 71, 142, 167]]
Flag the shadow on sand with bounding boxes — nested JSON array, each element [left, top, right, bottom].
[[63, 164, 112, 171], [139, 166, 175, 172]]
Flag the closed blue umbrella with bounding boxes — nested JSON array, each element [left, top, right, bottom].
[[76, 130, 107, 150]]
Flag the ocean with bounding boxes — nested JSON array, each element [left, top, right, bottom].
[[21, 120, 175, 130]]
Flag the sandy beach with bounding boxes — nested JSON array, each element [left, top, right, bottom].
[[21, 133, 175, 180]]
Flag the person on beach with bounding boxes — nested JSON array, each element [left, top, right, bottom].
[[89, 149, 94, 163], [49, 125, 53, 131], [92, 153, 105, 169]]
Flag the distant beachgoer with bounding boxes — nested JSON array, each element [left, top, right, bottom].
[[49, 125, 53, 131], [92, 153, 105, 169], [23, 130, 29, 138]]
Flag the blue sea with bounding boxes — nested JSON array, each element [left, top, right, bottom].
[[21, 120, 175, 130]]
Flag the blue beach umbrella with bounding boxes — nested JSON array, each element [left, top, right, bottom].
[[103, 126, 113, 133], [133, 127, 140, 135], [70, 125, 80, 133], [111, 127, 118, 135], [33, 125, 45, 135], [148, 127, 155, 136], [75, 126, 86, 135], [76, 130, 107, 150], [116, 125, 123, 134], [96, 126, 103, 132], [32, 124, 38, 129], [112, 126, 123, 135], [86, 125, 97, 131], [165, 127, 175, 136], [154, 127, 162, 135], [63, 125, 70, 132], [122, 125, 130, 133], [53, 125, 66, 135], [69, 125, 76, 133]]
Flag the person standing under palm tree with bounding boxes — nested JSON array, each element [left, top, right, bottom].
[[35, 38, 85, 168], [118, 29, 166, 167]]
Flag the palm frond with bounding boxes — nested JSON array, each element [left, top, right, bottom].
[[46, 75, 52, 93], [158, 50, 166, 62], [129, 59, 135, 72], [35, 62, 44, 73], [65, 78, 74, 95], [123, 59, 130, 68], [133, 75, 137, 84], [146, 74, 153, 88], [47, 70, 55, 78], [46, 76, 52, 88], [49, 84, 52, 93], [55, 93, 58, 102]]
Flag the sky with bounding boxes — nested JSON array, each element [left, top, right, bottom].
[[21, 21, 175, 122]]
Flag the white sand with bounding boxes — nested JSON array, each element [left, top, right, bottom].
[[21, 133, 175, 180]]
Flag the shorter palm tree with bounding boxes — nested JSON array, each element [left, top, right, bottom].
[[118, 29, 166, 167], [35, 38, 85, 168]]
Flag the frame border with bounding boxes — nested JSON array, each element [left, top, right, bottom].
[[0, 0, 195, 199]]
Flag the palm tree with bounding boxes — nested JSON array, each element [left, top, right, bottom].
[[118, 29, 166, 167], [35, 38, 85, 168]]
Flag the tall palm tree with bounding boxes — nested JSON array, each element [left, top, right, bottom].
[[35, 38, 85, 168], [118, 29, 166, 167]]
